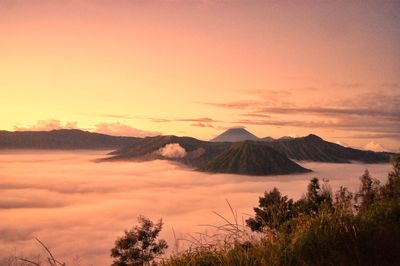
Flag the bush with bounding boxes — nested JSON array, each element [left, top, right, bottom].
[[246, 187, 294, 232], [111, 216, 168, 266], [162, 161, 400, 266]]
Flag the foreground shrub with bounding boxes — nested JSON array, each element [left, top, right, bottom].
[[111, 216, 168, 266], [355, 199, 400, 265], [162, 158, 400, 266]]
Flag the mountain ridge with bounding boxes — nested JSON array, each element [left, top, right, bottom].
[[0, 129, 395, 176], [0, 129, 140, 150]]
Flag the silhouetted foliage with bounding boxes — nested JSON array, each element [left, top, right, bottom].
[[356, 169, 380, 210], [381, 155, 400, 199], [246, 187, 294, 232], [164, 160, 400, 266], [305, 177, 333, 214], [111, 216, 168, 266], [334, 186, 354, 214]]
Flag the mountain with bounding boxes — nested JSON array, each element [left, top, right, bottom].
[[261, 136, 274, 142], [105, 135, 309, 175], [199, 141, 310, 175], [2, 128, 394, 176], [105, 135, 230, 166], [0, 129, 140, 150], [278, 136, 294, 140], [264, 134, 392, 163], [211, 128, 259, 142]]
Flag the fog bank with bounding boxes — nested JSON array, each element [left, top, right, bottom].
[[0, 151, 392, 265]]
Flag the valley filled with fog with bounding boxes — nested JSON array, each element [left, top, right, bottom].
[[0, 151, 392, 265]]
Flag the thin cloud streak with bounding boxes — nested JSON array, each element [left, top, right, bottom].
[[13, 119, 78, 131], [190, 122, 215, 128], [95, 122, 160, 137], [234, 118, 400, 134], [176, 117, 219, 123], [200, 91, 400, 144], [256, 106, 400, 119]]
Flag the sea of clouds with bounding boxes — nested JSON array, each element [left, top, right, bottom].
[[0, 151, 392, 265]]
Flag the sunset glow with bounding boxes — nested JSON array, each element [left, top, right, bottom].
[[1, 2, 400, 265], [1, 0, 399, 150]]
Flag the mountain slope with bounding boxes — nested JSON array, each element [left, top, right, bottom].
[[265, 134, 392, 163], [106, 135, 230, 166], [211, 128, 259, 142], [261, 136, 274, 142], [0, 129, 140, 150], [107, 136, 309, 175], [199, 141, 310, 175]]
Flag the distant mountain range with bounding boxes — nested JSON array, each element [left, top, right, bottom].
[[263, 134, 391, 163], [105, 135, 311, 175], [0, 129, 139, 150], [0, 128, 395, 176]]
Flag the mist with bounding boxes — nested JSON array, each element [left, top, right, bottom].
[[0, 151, 392, 265]]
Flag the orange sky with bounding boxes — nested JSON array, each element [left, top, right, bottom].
[[0, 0, 399, 150]]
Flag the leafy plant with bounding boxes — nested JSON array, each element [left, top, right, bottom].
[[111, 216, 168, 266]]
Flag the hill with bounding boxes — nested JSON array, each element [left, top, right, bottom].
[[105, 135, 230, 166], [210, 128, 259, 142], [0, 129, 140, 150], [260, 136, 274, 142], [265, 134, 392, 163], [199, 141, 310, 175], [106, 135, 309, 175]]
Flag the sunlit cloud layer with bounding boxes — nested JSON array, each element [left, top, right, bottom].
[[0, 151, 392, 265]]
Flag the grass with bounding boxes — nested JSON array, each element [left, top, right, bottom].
[[161, 157, 400, 266]]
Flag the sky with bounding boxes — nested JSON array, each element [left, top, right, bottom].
[[0, 0, 399, 150]]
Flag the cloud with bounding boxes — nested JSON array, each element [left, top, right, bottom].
[[332, 82, 363, 89], [200, 100, 260, 109], [190, 122, 214, 128], [241, 113, 271, 118], [151, 118, 171, 123], [200, 91, 400, 144], [77, 113, 172, 123], [257, 106, 400, 119], [95, 122, 160, 137], [77, 113, 138, 119], [176, 117, 218, 123], [363, 141, 387, 152], [0, 151, 393, 264], [157, 143, 187, 158], [349, 133, 400, 140], [14, 119, 78, 131], [234, 118, 400, 134]]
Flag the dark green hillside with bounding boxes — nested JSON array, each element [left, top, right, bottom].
[[199, 141, 310, 175]]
